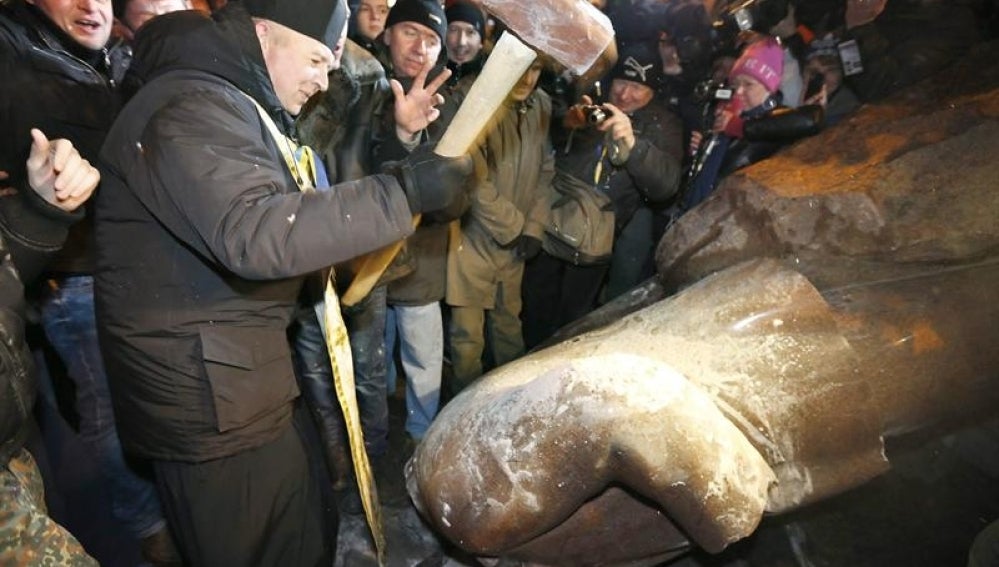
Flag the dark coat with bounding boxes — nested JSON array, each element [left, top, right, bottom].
[[0, 0, 114, 463], [95, 5, 415, 462], [0, 0, 129, 275], [383, 71, 468, 306], [445, 53, 484, 88], [553, 97, 684, 233], [0, 180, 81, 465]]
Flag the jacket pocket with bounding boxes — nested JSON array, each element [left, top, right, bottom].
[[199, 326, 300, 433]]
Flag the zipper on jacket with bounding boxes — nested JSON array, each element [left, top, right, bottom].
[[30, 35, 116, 89]]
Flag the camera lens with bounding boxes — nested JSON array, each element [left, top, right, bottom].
[[586, 107, 607, 125]]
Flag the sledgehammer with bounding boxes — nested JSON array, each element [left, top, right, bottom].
[[434, 0, 617, 155]]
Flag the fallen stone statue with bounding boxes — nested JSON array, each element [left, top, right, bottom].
[[406, 40, 999, 566]]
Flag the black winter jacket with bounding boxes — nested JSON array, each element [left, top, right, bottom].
[[553, 97, 684, 233], [95, 5, 415, 462], [383, 72, 468, 306], [0, 0, 129, 275], [0, 183, 81, 464], [721, 104, 825, 176]]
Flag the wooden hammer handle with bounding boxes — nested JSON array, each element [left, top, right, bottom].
[[340, 33, 537, 306]]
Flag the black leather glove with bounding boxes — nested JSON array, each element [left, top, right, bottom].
[[511, 234, 542, 260], [382, 143, 473, 214], [743, 105, 825, 142]]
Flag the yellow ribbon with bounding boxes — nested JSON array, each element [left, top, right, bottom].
[[244, 94, 386, 564]]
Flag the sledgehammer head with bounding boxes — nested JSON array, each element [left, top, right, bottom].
[[477, 0, 616, 76]]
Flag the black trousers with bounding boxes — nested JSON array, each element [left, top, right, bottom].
[[291, 308, 353, 491], [521, 251, 609, 350], [153, 421, 328, 567]]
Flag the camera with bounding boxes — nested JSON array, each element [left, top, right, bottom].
[[692, 79, 733, 104], [712, 0, 789, 51], [688, 79, 735, 180], [582, 105, 609, 125], [692, 79, 734, 131]]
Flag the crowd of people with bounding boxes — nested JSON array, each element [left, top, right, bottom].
[[0, 0, 994, 564]]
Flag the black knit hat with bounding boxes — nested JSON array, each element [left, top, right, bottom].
[[445, 1, 484, 36], [608, 41, 664, 88], [243, 0, 349, 49], [385, 0, 447, 44]]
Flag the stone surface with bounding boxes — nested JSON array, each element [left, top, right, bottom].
[[406, 40, 999, 567]]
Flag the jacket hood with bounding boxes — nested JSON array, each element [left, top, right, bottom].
[[125, 2, 293, 132]]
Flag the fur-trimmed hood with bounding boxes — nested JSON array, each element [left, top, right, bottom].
[[298, 39, 389, 151]]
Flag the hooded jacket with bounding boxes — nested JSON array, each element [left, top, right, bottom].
[[95, 4, 415, 462]]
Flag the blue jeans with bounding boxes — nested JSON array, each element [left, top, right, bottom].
[[385, 302, 443, 440], [39, 275, 164, 539]]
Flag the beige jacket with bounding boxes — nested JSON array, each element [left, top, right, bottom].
[[446, 90, 555, 309]]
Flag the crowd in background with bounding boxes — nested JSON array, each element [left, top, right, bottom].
[[1, 0, 996, 564]]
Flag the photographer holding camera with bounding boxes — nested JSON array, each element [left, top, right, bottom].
[[522, 41, 684, 348], [679, 36, 823, 213]]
